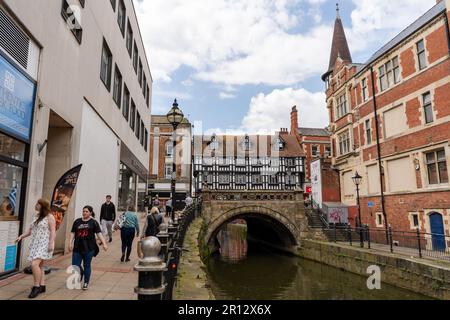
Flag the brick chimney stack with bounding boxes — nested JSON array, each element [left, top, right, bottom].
[[290, 106, 299, 136]]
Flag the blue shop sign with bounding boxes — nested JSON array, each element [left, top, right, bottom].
[[0, 53, 36, 142]]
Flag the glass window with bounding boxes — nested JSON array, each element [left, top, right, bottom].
[[100, 41, 112, 90], [138, 59, 143, 87], [417, 40, 427, 70], [426, 149, 448, 185], [133, 42, 138, 73], [365, 119, 372, 145], [362, 78, 369, 102], [251, 174, 262, 184], [393, 57, 400, 84], [0, 133, 26, 162], [118, 162, 136, 211], [338, 130, 351, 155], [0, 162, 22, 220], [113, 65, 122, 108], [379, 66, 387, 91], [336, 93, 348, 119], [311, 145, 318, 157], [129, 100, 136, 130], [117, 0, 126, 36], [165, 141, 173, 157], [122, 85, 130, 120], [423, 92, 433, 124], [325, 146, 331, 157], [218, 174, 230, 184], [136, 112, 141, 139], [126, 20, 133, 57], [110, 0, 116, 10]]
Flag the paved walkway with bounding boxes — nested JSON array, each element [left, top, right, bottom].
[[0, 217, 146, 300]]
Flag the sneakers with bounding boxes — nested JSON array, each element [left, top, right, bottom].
[[82, 283, 89, 290], [121, 255, 125, 262], [28, 286, 41, 299]]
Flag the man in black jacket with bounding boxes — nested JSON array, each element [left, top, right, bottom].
[[100, 195, 116, 243]]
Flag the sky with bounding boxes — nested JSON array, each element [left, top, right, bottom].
[[134, 0, 437, 134]]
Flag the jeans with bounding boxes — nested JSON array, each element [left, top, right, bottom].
[[121, 227, 136, 258], [101, 220, 113, 240], [72, 251, 95, 284]]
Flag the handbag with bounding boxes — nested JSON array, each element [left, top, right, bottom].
[[113, 213, 126, 231]]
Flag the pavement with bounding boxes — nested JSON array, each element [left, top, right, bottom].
[[0, 218, 145, 300]]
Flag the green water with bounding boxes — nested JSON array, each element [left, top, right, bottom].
[[206, 247, 431, 300]]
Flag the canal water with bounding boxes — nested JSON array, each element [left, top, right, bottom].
[[205, 244, 431, 300]]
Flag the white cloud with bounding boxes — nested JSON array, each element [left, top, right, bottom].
[[240, 88, 328, 134], [219, 92, 236, 100]]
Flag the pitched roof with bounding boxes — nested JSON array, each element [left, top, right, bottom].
[[151, 115, 191, 125], [328, 14, 352, 71], [356, 1, 446, 76], [298, 128, 330, 137]]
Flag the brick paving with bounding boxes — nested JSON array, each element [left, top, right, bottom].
[[0, 216, 148, 300]]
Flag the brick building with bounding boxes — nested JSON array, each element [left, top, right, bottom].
[[322, 0, 450, 240], [148, 114, 192, 209]]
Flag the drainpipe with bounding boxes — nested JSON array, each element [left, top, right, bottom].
[[369, 66, 389, 243]]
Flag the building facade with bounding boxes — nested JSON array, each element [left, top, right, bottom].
[[323, 1, 450, 235], [148, 115, 192, 210], [0, 0, 152, 277], [193, 132, 306, 193]]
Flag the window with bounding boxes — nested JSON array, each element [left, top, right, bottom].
[[379, 57, 400, 91], [146, 86, 150, 107], [410, 213, 420, 229], [362, 78, 369, 102], [138, 59, 143, 86], [269, 174, 279, 184], [311, 145, 318, 157], [209, 136, 219, 150], [112, 65, 122, 107], [129, 100, 136, 130], [132, 42, 138, 73], [100, 40, 113, 90], [142, 74, 147, 96], [251, 174, 262, 184], [140, 121, 145, 146], [122, 85, 130, 120], [117, 0, 126, 36], [325, 146, 331, 157], [136, 112, 141, 139], [165, 164, 173, 179], [126, 20, 133, 57], [144, 129, 148, 152], [286, 158, 295, 166], [426, 149, 448, 185], [79, 0, 85, 8], [338, 130, 351, 156], [423, 92, 433, 124], [365, 119, 372, 145], [165, 141, 173, 157], [218, 175, 230, 184], [236, 174, 246, 184], [417, 39, 427, 70], [61, 0, 83, 43], [241, 136, 252, 151], [286, 174, 296, 185], [110, 0, 116, 10], [375, 213, 384, 228], [336, 93, 348, 119]]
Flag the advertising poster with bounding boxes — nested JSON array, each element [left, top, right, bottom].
[[0, 52, 36, 142], [0, 221, 19, 273], [310, 159, 322, 209], [51, 164, 82, 230]]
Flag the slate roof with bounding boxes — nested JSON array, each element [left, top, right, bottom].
[[298, 128, 331, 137]]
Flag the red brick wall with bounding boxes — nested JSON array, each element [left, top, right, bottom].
[[400, 47, 416, 78], [406, 97, 421, 128], [426, 25, 448, 64], [435, 82, 450, 119]]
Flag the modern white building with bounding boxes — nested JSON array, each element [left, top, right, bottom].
[[0, 0, 152, 277]]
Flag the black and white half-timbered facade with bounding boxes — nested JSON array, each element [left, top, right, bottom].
[[193, 131, 306, 192]]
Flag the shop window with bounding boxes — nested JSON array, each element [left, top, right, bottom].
[[0, 163, 23, 220], [0, 133, 26, 162]]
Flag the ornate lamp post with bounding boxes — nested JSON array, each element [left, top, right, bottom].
[[166, 99, 184, 221], [352, 171, 363, 248]]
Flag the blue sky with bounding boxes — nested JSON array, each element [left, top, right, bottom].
[[134, 0, 437, 134]]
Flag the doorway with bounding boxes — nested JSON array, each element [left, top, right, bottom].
[[429, 212, 446, 251]]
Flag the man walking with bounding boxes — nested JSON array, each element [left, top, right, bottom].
[[100, 195, 116, 243]]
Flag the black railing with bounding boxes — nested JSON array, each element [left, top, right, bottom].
[[163, 200, 200, 300], [323, 225, 450, 261]]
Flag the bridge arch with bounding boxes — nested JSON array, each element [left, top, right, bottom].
[[205, 205, 300, 254]]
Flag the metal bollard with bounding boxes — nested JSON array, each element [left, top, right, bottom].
[[157, 221, 170, 262], [134, 237, 167, 300]]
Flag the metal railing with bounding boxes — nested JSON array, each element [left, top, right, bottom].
[[324, 225, 450, 261]]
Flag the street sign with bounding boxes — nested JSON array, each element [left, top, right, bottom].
[[368, 201, 374, 208]]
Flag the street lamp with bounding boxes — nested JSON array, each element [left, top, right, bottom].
[[352, 171, 363, 248], [166, 99, 184, 221]]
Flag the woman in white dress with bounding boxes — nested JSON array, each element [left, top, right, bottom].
[[16, 199, 56, 299]]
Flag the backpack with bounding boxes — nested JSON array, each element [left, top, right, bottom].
[[113, 213, 126, 231]]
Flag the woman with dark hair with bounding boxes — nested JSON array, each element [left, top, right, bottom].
[[69, 206, 108, 290], [119, 205, 140, 262], [16, 199, 56, 299]]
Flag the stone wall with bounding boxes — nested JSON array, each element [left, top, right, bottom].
[[298, 240, 450, 299]]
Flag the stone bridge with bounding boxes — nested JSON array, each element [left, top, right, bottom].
[[200, 189, 315, 255]]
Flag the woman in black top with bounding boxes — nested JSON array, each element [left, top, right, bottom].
[[69, 206, 108, 290]]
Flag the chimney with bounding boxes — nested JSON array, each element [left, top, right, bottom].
[[290, 106, 299, 136]]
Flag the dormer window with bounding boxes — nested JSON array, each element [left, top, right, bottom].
[[241, 135, 252, 151]]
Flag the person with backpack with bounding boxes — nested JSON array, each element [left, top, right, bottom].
[[116, 205, 140, 262], [141, 206, 162, 238]]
